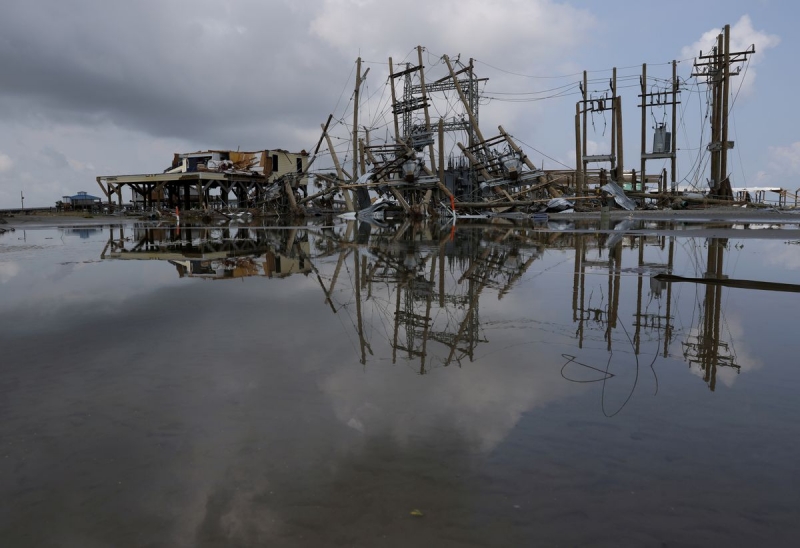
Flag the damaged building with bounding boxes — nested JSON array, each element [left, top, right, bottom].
[[95, 148, 309, 213]]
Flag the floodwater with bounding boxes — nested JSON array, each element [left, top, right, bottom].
[[1, 218, 799, 547]]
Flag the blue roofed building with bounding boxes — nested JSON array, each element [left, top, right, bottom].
[[61, 191, 101, 211]]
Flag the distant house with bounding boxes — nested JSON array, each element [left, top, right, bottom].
[[60, 191, 102, 211]]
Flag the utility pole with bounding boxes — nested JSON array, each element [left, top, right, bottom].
[[351, 57, 369, 181], [576, 69, 621, 195], [692, 24, 755, 198], [639, 60, 681, 194], [416, 46, 436, 171], [21, 190, 24, 211], [352, 56, 361, 181]]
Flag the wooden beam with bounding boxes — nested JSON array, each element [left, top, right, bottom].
[[575, 103, 582, 195], [438, 118, 445, 187], [284, 180, 299, 215], [655, 273, 800, 294], [299, 114, 333, 179], [616, 95, 624, 184], [582, 70, 588, 194], [322, 123, 354, 211], [640, 63, 647, 193], [389, 57, 400, 141], [721, 24, 731, 189], [389, 187, 413, 214], [352, 57, 362, 180], [671, 60, 678, 190], [390, 64, 421, 79]]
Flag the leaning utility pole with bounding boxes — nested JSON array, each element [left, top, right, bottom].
[[351, 57, 369, 180], [692, 24, 755, 198]]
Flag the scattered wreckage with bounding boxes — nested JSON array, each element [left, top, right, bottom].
[[296, 37, 786, 222], [93, 29, 797, 224]]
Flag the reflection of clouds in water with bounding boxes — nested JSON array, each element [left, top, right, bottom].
[[714, 364, 742, 388], [0, 260, 19, 282], [3, 261, 185, 334], [0, 279, 325, 548], [321, 349, 579, 452], [197, 491, 280, 546], [765, 241, 800, 270], [313, 248, 583, 452], [672, 309, 762, 388], [45, 261, 80, 284], [721, 313, 762, 372], [3, 290, 153, 334]]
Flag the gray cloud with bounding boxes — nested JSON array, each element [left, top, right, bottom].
[[40, 146, 69, 169], [0, 1, 786, 210], [0, 0, 347, 147]]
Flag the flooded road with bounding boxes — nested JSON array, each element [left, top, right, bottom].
[[1, 218, 799, 547]]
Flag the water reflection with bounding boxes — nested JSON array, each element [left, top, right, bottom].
[[99, 218, 800, 399], [3, 217, 800, 546], [680, 237, 739, 391], [101, 224, 312, 279], [61, 227, 102, 239]]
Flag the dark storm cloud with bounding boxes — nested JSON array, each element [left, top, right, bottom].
[[0, 0, 344, 148]]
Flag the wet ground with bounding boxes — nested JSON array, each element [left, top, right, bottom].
[[1, 217, 799, 547]]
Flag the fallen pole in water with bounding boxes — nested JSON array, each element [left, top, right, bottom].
[[654, 273, 800, 293]]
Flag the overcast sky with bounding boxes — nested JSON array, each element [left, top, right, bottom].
[[0, 0, 793, 209]]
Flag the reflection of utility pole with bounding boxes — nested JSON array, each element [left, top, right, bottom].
[[572, 234, 619, 350], [444, 267, 485, 367], [416, 257, 435, 373], [635, 237, 644, 354], [354, 248, 367, 365], [682, 238, 740, 390], [573, 235, 586, 348], [573, 232, 676, 354], [664, 237, 674, 357], [607, 240, 622, 351], [633, 235, 675, 355]]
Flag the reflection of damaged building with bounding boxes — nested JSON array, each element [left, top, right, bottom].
[[100, 225, 313, 280], [168, 246, 312, 280], [95, 149, 309, 211]]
